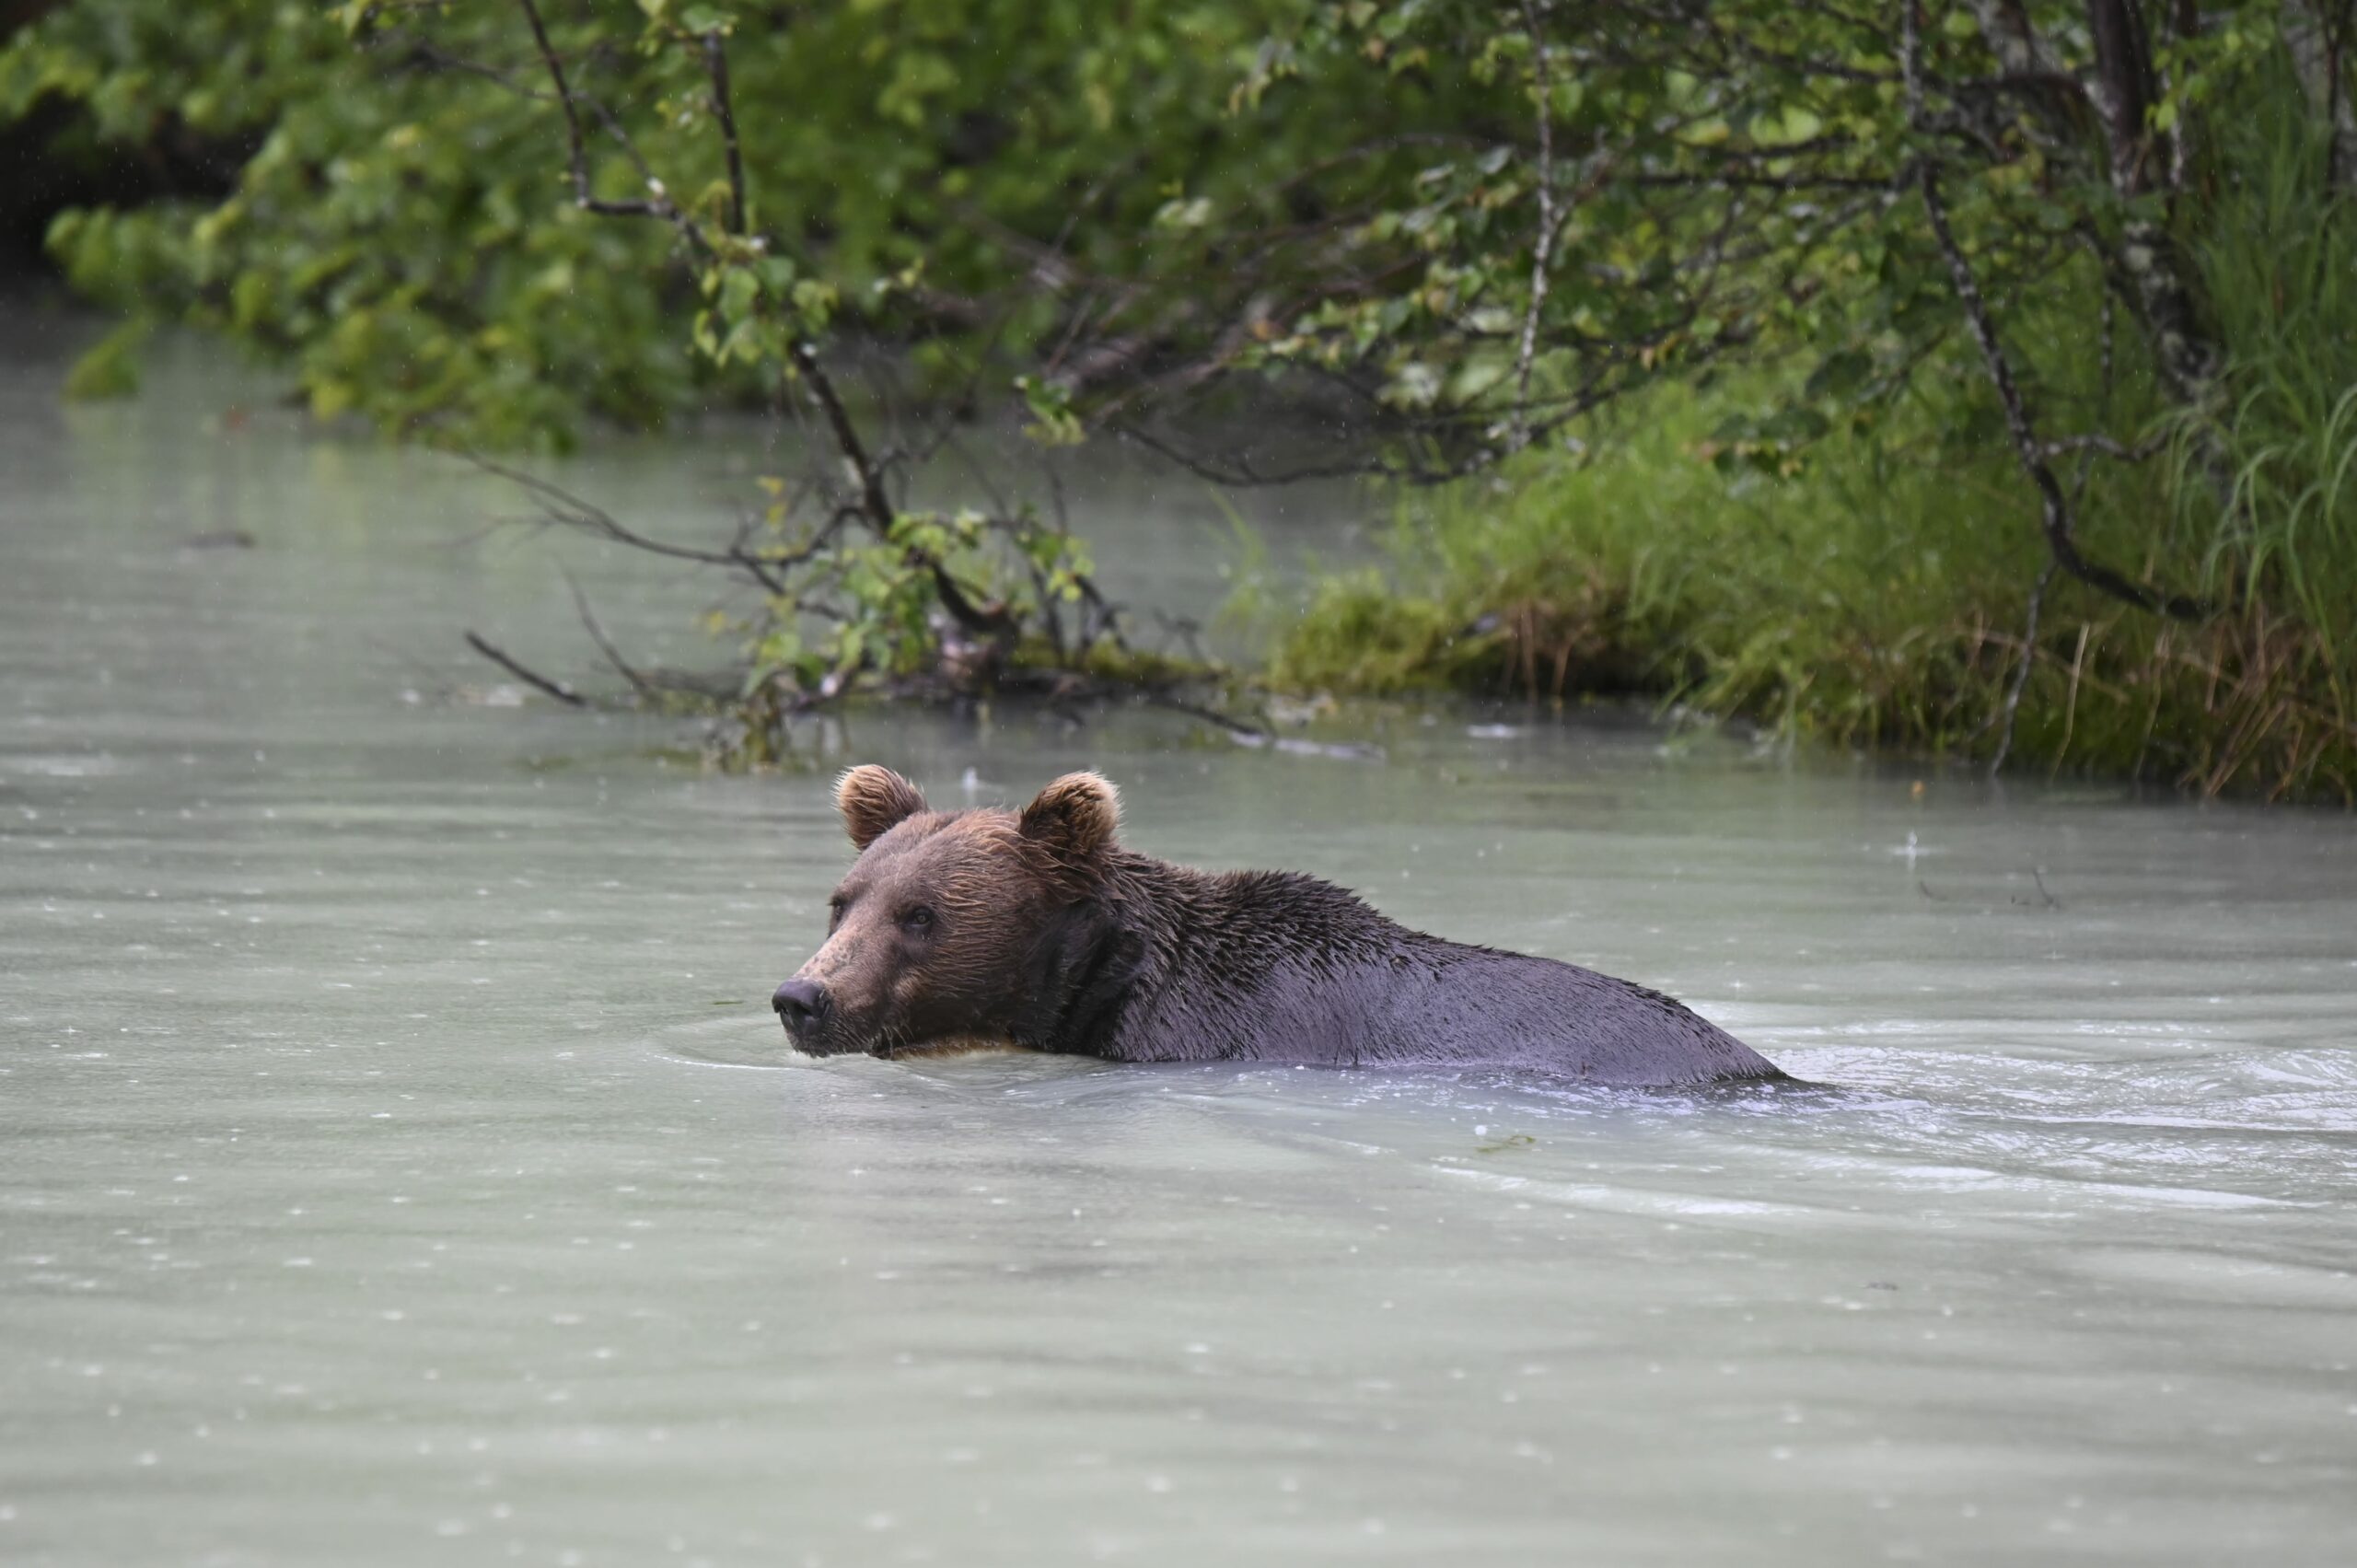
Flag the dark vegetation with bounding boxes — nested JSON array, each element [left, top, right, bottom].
[[6, 2, 2355, 797]]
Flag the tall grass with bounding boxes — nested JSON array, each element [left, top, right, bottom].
[[2173, 64, 2357, 670], [1270, 386, 2065, 750]]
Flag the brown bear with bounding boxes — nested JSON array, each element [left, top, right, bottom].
[[771, 765, 1788, 1086]]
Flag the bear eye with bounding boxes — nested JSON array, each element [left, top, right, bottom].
[[899, 906, 935, 936], [826, 895, 847, 933]]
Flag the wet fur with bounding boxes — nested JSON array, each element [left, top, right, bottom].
[[785, 767, 1785, 1086], [879, 1034, 1035, 1060]]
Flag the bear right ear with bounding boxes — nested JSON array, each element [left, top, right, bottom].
[[834, 765, 928, 851], [1018, 771, 1120, 858]]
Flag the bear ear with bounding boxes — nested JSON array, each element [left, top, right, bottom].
[[834, 765, 928, 851], [1017, 772, 1120, 857]]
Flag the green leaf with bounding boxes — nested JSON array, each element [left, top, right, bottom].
[[63, 319, 148, 401]]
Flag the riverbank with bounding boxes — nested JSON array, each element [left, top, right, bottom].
[[1253, 387, 2355, 804]]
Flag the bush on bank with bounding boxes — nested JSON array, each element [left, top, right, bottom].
[[1271, 83, 2357, 803]]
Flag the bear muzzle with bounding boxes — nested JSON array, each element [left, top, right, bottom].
[[772, 977, 833, 1048]]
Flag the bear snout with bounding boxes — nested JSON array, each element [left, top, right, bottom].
[[772, 977, 831, 1041]]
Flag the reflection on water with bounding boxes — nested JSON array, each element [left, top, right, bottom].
[[3, 316, 2354, 1566]]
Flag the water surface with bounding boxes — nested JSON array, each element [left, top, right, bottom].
[[4, 319, 2354, 1566]]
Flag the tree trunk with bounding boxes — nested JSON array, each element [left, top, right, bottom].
[[2084, 0, 2224, 408], [1964, 0, 2043, 74], [2283, 0, 2357, 191], [1959, 4, 2223, 410]]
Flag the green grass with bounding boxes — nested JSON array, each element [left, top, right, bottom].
[[1265, 384, 2357, 800], [2174, 71, 2357, 669]]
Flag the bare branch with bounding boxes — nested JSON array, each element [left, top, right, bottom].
[[514, 0, 677, 226], [784, 342, 1013, 636], [2038, 431, 2165, 462], [463, 631, 586, 705], [1109, 421, 1428, 487], [563, 570, 659, 700], [1989, 561, 2054, 775], [463, 452, 804, 592], [372, 30, 551, 100]]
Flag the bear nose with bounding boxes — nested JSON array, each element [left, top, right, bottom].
[[772, 978, 829, 1034]]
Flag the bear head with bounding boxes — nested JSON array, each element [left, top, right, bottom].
[[772, 764, 1123, 1057]]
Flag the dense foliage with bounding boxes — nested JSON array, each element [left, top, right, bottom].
[[6, 1, 2355, 794], [6, 0, 1411, 444]]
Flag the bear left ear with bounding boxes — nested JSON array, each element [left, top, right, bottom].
[[1018, 771, 1120, 857], [834, 764, 928, 851]]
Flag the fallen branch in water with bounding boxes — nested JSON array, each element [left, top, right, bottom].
[[1142, 691, 1384, 761], [1145, 691, 1269, 741], [462, 631, 586, 706]]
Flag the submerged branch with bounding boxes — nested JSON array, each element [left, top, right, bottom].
[[463, 631, 587, 705]]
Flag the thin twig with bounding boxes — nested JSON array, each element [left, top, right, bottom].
[[463, 452, 805, 592], [514, 0, 674, 225], [784, 343, 1012, 636], [2039, 431, 2165, 462], [1989, 560, 2054, 775], [563, 570, 658, 699]]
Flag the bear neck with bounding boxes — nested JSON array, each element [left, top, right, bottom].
[[1054, 848, 1444, 1061]]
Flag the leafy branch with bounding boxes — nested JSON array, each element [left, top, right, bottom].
[[454, 0, 1142, 752]]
